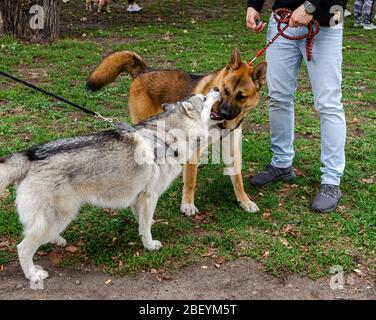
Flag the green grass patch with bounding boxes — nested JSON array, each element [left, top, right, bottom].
[[0, 0, 375, 279]]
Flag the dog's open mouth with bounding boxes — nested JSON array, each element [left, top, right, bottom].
[[210, 111, 223, 121]]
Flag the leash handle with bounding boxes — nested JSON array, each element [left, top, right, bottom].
[[250, 8, 320, 63]]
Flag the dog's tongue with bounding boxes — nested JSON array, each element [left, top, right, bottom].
[[210, 112, 223, 120]]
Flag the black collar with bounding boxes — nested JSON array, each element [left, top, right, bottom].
[[217, 118, 244, 131]]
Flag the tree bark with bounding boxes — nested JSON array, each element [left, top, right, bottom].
[[0, 0, 60, 43]]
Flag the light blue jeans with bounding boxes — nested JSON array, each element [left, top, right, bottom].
[[266, 15, 346, 186]]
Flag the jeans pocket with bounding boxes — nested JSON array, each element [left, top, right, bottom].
[[267, 15, 277, 41]]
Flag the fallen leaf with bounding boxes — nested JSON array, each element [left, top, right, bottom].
[[0, 265, 3, 272], [215, 264, 221, 269], [354, 268, 364, 276], [118, 261, 123, 268], [0, 190, 10, 201], [48, 250, 63, 266], [248, 167, 255, 175], [262, 251, 270, 259], [0, 241, 10, 248], [65, 245, 78, 253], [262, 210, 272, 220], [294, 168, 305, 177], [346, 276, 355, 286], [154, 219, 169, 225], [214, 257, 225, 265], [36, 250, 48, 256], [282, 224, 295, 234], [194, 215, 204, 221], [279, 238, 290, 247], [366, 280, 374, 287], [150, 269, 158, 274], [361, 178, 374, 184], [201, 251, 213, 257], [104, 279, 112, 285], [201, 265, 209, 270], [103, 208, 118, 216], [128, 242, 136, 246]]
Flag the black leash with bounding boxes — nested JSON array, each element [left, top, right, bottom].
[[0, 69, 116, 125]]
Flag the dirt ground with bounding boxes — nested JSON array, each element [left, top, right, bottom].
[[0, 257, 374, 300]]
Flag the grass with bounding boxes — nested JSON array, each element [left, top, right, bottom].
[[0, 0, 375, 279]]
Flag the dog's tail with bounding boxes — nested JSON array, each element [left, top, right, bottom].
[[86, 51, 148, 91], [0, 154, 30, 195]]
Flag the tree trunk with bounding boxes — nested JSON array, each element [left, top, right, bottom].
[[0, 0, 60, 43]]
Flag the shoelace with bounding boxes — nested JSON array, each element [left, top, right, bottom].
[[320, 184, 338, 197], [264, 164, 284, 177]]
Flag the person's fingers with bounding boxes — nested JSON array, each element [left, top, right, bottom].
[[259, 22, 267, 32], [254, 23, 265, 33], [289, 17, 297, 27], [247, 19, 256, 29], [246, 15, 257, 29]]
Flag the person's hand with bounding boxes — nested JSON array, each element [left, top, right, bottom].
[[289, 4, 313, 27], [246, 7, 266, 33]]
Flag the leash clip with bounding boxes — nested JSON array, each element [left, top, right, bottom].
[[94, 112, 116, 126]]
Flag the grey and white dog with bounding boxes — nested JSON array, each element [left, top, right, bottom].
[[0, 89, 221, 282]]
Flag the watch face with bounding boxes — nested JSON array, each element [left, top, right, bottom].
[[305, 1, 315, 14]]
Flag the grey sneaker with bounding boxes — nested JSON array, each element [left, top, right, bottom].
[[354, 22, 364, 28], [364, 23, 376, 30], [312, 184, 342, 213], [251, 164, 296, 187]]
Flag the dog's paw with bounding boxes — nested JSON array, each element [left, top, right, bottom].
[[180, 202, 199, 216], [51, 235, 67, 247], [239, 200, 259, 213], [29, 265, 49, 282], [144, 240, 163, 251]]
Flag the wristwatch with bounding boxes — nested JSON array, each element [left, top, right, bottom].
[[303, 1, 316, 15]]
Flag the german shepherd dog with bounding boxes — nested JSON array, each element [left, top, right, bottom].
[[87, 48, 267, 215], [0, 90, 220, 281]]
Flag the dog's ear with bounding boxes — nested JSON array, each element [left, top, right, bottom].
[[252, 62, 267, 90], [179, 101, 195, 118], [227, 48, 242, 71], [162, 103, 176, 112]]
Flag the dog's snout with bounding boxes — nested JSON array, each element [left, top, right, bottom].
[[219, 103, 241, 120]]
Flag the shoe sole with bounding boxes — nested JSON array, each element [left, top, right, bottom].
[[312, 196, 342, 213], [312, 202, 339, 213], [252, 172, 296, 187]]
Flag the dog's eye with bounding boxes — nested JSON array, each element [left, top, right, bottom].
[[223, 88, 230, 96], [236, 92, 246, 100]]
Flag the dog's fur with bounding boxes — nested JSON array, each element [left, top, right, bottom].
[[87, 48, 267, 215], [86, 0, 111, 13], [0, 91, 220, 281]]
